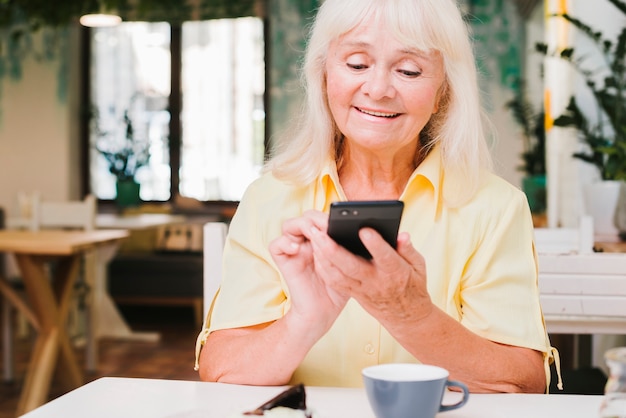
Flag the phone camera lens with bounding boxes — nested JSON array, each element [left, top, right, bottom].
[[340, 209, 349, 216]]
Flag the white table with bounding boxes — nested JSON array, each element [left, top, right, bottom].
[[91, 213, 188, 344], [20, 377, 603, 418], [73, 213, 189, 371]]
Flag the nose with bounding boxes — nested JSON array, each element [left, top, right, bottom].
[[361, 68, 396, 100]]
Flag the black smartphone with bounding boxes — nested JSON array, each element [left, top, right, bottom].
[[327, 200, 404, 259]]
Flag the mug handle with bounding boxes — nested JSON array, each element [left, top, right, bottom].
[[439, 380, 470, 412]]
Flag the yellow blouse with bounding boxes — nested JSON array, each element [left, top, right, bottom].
[[196, 147, 559, 389]]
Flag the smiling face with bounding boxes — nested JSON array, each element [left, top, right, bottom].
[[325, 16, 446, 160]]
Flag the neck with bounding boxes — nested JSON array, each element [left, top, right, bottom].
[[338, 147, 420, 200]]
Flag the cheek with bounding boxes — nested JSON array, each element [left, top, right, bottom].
[[326, 68, 356, 103], [325, 75, 342, 102], [408, 87, 442, 115], [325, 77, 349, 117]]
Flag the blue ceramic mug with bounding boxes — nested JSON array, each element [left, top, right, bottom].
[[362, 363, 469, 418]]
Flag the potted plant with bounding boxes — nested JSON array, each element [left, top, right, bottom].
[[92, 105, 150, 208], [536, 0, 626, 237], [505, 83, 547, 215]]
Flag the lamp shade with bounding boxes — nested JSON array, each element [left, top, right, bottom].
[[79, 2, 122, 27], [79, 13, 121, 27]]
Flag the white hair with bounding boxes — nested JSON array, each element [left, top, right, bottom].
[[265, 0, 493, 206]]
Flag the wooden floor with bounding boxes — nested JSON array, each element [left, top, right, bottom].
[[0, 305, 201, 418]]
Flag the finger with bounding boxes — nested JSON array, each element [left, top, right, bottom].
[[301, 209, 329, 230], [309, 226, 365, 288], [280, 216, 314, 241], [395, 232, 426, 271], [269, 234, 303, 257], [358, 227, 399, 268]]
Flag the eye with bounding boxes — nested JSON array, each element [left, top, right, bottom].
[[398, 69, 421, 77], [347, 62, 368, 70]]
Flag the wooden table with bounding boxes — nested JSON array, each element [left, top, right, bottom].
[[594, 240, 626, 253], [20, 377, 604, 418], [0, 229, 128, 416]]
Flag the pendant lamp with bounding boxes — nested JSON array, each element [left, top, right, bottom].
[[79, 1, 122, 27]]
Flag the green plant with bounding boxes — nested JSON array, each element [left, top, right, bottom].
[[505, 83, 546, 177], [92, 105, 150, 182], [536, 0, 626, 181], [0, 0, 261, 99]]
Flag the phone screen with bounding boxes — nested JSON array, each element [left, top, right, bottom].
[[327, 200, 404, 259]]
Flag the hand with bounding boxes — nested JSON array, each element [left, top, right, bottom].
[[308, 226, 434, 326], [269, 211, 349, 336]]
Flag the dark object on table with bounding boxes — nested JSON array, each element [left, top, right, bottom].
[[244, 384, 309, 416]]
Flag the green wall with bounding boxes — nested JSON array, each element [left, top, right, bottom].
[[267, 0, 318, 143]]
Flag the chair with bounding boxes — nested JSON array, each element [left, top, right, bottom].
[[194, 221, 227, 371], [202, 222, 228, 326], [7, 192, 96, 232], [533, 215, 594, 255], [1, 194, 97, 381], [36, 194, 96, 232], [535, 216, 626, 370]]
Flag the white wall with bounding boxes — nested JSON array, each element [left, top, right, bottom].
[[543, 0, 626, 227], [0, 27, 82, 219], [490, 86, 525, 189]]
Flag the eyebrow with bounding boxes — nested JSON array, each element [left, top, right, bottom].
[[340, 41, 428, 58]]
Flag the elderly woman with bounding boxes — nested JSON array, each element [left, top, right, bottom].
[[195, 0, 559, 393]]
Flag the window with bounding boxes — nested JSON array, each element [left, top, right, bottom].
[[88, 18, 265, 203]]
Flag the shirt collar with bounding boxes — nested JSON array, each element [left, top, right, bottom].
[[318, 145, 443, 208]]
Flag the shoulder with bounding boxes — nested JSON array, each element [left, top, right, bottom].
[[467, 172, 534, 241], [229, 171, 317, 243], [484, 172, 526, 197], [450, 171, 532, 236], [465, 172, 528, 214], [237, 171, 312, 215]]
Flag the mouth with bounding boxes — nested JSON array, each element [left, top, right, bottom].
[[355, 107, 400, 119]]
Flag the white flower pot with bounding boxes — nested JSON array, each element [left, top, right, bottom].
[[583, 180, 621, 240]]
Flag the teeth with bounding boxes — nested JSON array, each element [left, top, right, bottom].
[[358, 108, 399, 118]]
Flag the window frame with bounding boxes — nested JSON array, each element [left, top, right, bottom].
[[79, 19, 270, 210]]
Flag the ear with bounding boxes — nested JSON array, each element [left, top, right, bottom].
[[433, 81, 448, 114]]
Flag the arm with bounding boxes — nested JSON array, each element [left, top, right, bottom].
[[306, 216, 546, 393], [198, 213, 349, 384], [199, 319, 315, 385], [365, 232, 545, 393]]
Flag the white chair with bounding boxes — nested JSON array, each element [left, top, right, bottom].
[[195, 221, 227, 372], [202, 222, 228, 327], [7, 192, 96, 232], [36, 195, 96, 232], [536, 216, 626, 369], [1, 193, 97, 381], [533, 215, 594, 255]]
